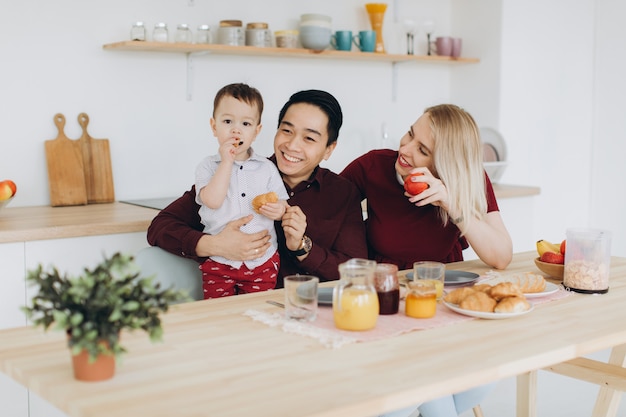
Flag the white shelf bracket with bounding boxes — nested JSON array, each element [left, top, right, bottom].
[[393, 0, 398, 22], [391, 62, 398, 102], [186, 53, 194, 101], [391, 61, 412, 102], [185, 51, 211, 101]]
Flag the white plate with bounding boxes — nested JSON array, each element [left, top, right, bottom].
[[481, 127, 508, 182], [481, 277, 560, 298], [480, 127, 507, 162], [443, 301, 534, 319], [523, 282, 560, 298], [405, 270, 480, 286]]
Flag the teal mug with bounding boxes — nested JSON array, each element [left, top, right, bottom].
[[353, 30, 376, 52], [331, 30, 353, 51]]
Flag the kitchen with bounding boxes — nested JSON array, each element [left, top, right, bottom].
[[1, 0, 625, 416]]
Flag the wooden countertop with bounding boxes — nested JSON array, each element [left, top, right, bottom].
[[0, 184, 538, 244], [492, 183, 541, 199], [1, 251, 625, 417], [0, 202, 158, 244]]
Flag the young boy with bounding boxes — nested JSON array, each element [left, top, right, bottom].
[[195, 83, 288, 298]]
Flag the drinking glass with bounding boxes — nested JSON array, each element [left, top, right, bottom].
[[413, 261, 445, 301], [284, 275, 319, 321], [422, 20, 435, 55]]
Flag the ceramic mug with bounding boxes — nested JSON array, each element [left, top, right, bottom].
[[331, 30, 352, 51], [451, 37, 463, 58], [353, 30, 376, 52], [433, 36, 453, 56]]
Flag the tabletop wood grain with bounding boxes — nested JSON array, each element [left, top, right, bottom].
[[1, 251, 625, 417]]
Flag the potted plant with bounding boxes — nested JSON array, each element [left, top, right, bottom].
[[22, 252, 188, 382]]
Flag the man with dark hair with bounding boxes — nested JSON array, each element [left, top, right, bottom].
[[147, 89, 367, 288]]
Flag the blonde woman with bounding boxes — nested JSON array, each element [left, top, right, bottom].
[[340, 103, 511, 417], [340, 103, 512, 271]]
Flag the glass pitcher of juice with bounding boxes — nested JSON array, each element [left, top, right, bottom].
[[333, 258, 379, 331]]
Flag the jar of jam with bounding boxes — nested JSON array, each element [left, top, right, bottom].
[[405, 280, 437, 318], [374, 263, 399, 315]]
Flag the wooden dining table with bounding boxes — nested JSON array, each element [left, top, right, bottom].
[[1, 251, 625, 417]]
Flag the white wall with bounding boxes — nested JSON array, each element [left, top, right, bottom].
[[2, 0, 624, 256], [496, 0, 626, 256], [499, 0, 595, 248], [1, 0, 463, 205], [592, 0, 626, 256]]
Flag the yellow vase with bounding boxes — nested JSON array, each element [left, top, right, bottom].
[[365, 3, 387, 53]]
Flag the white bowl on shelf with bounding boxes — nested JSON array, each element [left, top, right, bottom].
[[480, 127, 507, 183]]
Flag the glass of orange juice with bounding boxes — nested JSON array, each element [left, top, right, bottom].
[[405, 280, 437, 318], [413, 261, 445, 301]]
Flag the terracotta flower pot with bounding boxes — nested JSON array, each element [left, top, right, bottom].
[[71, 348, 115, 382], [67, 332, 116, 382]]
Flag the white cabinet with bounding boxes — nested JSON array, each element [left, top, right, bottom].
[[0, 242, 26, 329], [0, 374, 27, 417], [24, 233, 148, 279], [0, 232, 148, 417], [0, 242, 28, 417]]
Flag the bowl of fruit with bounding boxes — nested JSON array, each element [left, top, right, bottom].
[[0, 180, 17, 212], [534, 239, 565, 280]]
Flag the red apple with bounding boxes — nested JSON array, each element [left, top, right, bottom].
[[0, 180, 16, 201], [540, 251, 565, 265], [404, 173, 429, 196]]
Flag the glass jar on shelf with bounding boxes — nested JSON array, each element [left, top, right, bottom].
[[153, 22, 169, 43], [175, 23, 192, 43], [130, 22, 146, 41], [195, 24, 211, 44]]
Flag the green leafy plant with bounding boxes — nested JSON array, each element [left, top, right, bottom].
[[22, 252, 189, 361]]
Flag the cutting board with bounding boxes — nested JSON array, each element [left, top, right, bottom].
[[45, 114, 88, 207], [77, 113, 115, 203]]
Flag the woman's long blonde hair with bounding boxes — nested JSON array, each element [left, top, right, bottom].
[[425, 104, 486, 235]]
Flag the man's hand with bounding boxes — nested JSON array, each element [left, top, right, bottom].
[[281, 205, 307, 252], [195, 215, 271, 260]]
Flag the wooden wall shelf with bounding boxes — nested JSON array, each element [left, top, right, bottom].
[[103, 41, 480, 64]]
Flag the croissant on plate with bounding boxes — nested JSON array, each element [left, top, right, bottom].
[[444, 281, 531, 314]]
